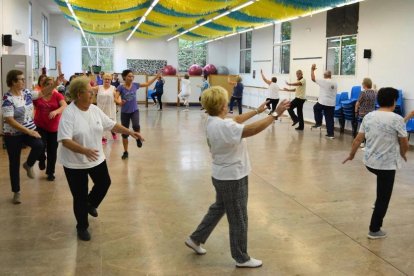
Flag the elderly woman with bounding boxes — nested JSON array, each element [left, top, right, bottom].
[[227, 76, 244, 114], [1, 70, 44, 204], [33, 77, 67, 181], [92, 73, 121, 143], [185, 86, 290, 268], [58, 77, 144, 241], [117, 69, 159, 159], [344, 87, 409, 239], [353, 78, 377, 139]]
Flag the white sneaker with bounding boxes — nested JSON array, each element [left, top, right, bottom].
[[185, 237, 206, 255], [236, 257, 263, 268], [13, 192, 21, 204], [23, 162, 35, 179]]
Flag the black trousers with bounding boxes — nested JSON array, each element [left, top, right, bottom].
[[64, 161, 111, 231], [4, 134, 43, 193], [151, 91, 163, 109], [366, 166, 396, 232], [288, 98, 306, 129], [265, 98, 279, 113], [229, 96, 243, 114], [37, 127, 58, 176], [313, 103, 335, 136]]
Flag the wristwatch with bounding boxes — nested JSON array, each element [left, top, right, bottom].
[[271, 112, 278, 120]]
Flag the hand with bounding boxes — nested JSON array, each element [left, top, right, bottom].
[[275, 99, 291, 116], [311, 64, 317, 70], [401, 154, 407, 162], [130, 131, 144, 141], [49, 110, 59, 119], [342, 155, 354, 164], [120, 100, 126, 106], [29, 130, 41, 139], [83, 148, 100, 161], [260, 69, 263, 74], [257, 101, 269, 113]]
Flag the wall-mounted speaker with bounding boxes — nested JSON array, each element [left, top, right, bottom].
[[2, 34, 12, 46], [363, 49, 371, 59]]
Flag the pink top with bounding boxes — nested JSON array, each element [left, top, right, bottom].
[[33, 91, 64, 132]]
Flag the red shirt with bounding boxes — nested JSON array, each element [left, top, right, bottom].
[[33, 91, 64, 132]]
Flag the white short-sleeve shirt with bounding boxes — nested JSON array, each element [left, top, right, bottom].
[[316, 78, 337, 106], [206, 116, 251, 180], [267, 83, 280, 99], [360, 111, 407, 170], [57, 102, 116, 169]]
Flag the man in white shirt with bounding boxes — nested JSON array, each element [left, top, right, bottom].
[[311, 64, 337, 139]]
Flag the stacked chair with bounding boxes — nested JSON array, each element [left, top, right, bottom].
[[394, 89, 404, 116], [340, 86, 361, 136], [334, 92, 349, 132]]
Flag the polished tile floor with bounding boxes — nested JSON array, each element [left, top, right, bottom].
[[0, 106, 413, 275]]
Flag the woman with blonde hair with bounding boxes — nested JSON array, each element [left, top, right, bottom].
[[58, 77, 144, 241], [185, 86, 290, 268]]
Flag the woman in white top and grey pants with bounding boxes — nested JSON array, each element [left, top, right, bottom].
[[185, 86, 290, 268]]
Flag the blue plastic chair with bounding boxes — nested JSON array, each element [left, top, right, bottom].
[[147, 89, 154, 100], [406, 118, 414, 140]]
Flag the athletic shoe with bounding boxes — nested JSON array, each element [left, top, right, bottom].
[[88, 204, 98, 217], [77, 229, 91, 241], [311, 124, 321, 128], [236, 257, 263, 268], [121, 151, 129, 160], [325, 134, 335, 139], [185, 237, 206, 255], [23, 162, 35, 179], [367, 230, 387, 239], [13, 192, 21, 204], [47, 174, 55, 181], [136, 139, 143, 148]]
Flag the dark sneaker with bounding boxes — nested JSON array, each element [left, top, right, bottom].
[[367, 230, 387, 239], [47, 174, 55, 181], [295, 127, 304, 131], [325, 134, 335, 139], [77, 229, 91, 241], [136, 139, 143, 148], [291, 120, 299, 126], [121, 151, 129, 160], [88, 204, 98, 217], [311, 124, 321, 128], [38, 160, 46, 170]]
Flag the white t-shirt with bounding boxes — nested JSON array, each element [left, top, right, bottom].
[[316, 78, 337, 106], [57, 102, 116, 169], [97, 85, 117, 120], [360, 111, 407, 170], [267, 83, 280, 99], [180, 79, 192, 96], [206, 116, 251, 180]]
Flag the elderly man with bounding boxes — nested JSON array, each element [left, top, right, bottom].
[[283, 69, 306, 130], [311, 64, 337, 139]]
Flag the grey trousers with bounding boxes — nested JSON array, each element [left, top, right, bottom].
[[190, 176, 250, 263]]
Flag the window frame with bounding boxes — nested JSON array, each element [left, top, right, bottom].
[[81, 34, 114, 72], [326, 34, 357, 76], [239, 31, 252, 74], [178, 39, 207, 73], [272, 22, 291, 74]]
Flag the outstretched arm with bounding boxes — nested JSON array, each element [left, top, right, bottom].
[[311, 64, 316, 82], [343, 132, 365, 163], [140, 73, 161, 87], [260, 69, 271, 85], [404, 110, 414, 122], [240, 100, 290, 138]]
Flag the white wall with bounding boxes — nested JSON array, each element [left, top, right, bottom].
[[113, 36, 179, 73]]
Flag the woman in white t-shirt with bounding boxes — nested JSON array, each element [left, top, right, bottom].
[[92, 73, 121, 143], [185, 86, 290, 268], [178, 74, 192, 111], [58, 77, 144, 241], [260, 69, 280, 113], [343, 87, 411, 240]]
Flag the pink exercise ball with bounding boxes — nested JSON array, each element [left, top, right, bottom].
[[203, 64, 217, 75], [162, 65, 176, 76], [188, 64, 203, 76]]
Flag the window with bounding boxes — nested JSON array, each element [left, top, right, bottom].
[[326, 35, 357, 75], [81, 34, 114, 72], [239, 31, 252, 74], [178, 39, 207, 73], [29, 2, 32, 37], [326, 4, 358, 75], [273, 22, 291, 74], [42, 14, 48, 67]]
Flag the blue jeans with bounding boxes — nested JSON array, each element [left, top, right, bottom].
[[229, 96, 242, 114]]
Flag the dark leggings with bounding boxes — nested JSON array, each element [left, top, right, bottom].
[[229, 96, 243, 114], [151, 91, 163, 109], [265, 98, 279, 113], [4, 134, 43, 192], [121, 110, 140, 138], [37, 128, 58, 176], [366, 166, 396, 232], [64, 161, 111, 231]]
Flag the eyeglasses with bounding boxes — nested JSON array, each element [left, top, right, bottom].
[[17, 78, 25, 81]]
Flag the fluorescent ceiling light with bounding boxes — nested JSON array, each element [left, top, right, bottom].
[[337, 0, 364, 8], [167, 0, 256, 42], [127, 0, 159, 41]]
